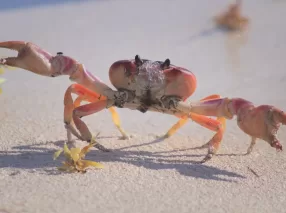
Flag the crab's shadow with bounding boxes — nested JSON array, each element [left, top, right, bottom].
[[118, 136, 246, 157], [177, 23, 246, 47], [0, 137, 247, 182], [177, 26, 228, 45]]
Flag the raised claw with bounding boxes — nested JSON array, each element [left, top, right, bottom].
[[230, 98, 285, 152], [177, 97, 285, 159], [0, 41, 79, 77]]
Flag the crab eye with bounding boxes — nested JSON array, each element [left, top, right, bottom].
[[135, 55, 143, 66], [161, 58, 170, 69], [57, 52, 63, 56], [164, 58, 170, 66]]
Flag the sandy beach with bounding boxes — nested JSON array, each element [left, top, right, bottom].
[[1, 0, 286, 212]]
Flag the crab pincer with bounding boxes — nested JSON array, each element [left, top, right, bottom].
[[230, 99, 284, 153], [177, 97, 285, 162], [0, 41, 130, 148], [0, 41, 52, 76]]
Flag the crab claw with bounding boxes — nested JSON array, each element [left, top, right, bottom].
[[179, 97, 285, 159], [0, 41, 79, 77], [230, 98, 285, 153]]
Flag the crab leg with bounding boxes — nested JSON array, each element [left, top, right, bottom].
[[164, 94, 224, 138], [64, 83, 128, 142], [246, 136, 256, 155], [108, 107, 129, 140], [68, 63, 117, 100], [176, 97, 285, 158], [0, 41, 123, 100], [176, 98, 233, 119], [163, 117, 189, 138], [72, 100, 111, 152], [173, 98, 234, 162], [160, 95, 225, 162], [188, 113, 226, 154]]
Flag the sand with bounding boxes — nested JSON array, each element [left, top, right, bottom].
[[0, 0, 286, 212]]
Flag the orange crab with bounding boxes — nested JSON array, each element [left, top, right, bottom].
[[214, 0, 249, 31], [0, 41, 285, 163]]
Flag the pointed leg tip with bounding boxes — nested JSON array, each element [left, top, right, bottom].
[[119, 134, 130, 140], [245, 149, 252, 155], [94, 143, 111, 152], [200, 154, 213, 164], [163, 134, 170, 139], [157, 134, 168, 140], [154, 134, 169, 142]]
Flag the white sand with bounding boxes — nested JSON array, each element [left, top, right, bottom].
[[1, 0, 286, 212]]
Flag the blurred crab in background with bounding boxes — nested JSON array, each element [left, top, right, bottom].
[[214, 0, 249, 31], [0, 41, 285, 164]]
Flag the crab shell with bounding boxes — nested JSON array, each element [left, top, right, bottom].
[[108, 56, 197, 112]]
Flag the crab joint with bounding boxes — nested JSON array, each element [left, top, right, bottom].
[[68, 63, 116, 100], [177, 98, 234, 119]]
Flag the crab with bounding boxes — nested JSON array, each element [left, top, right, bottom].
[[0, 41, 285, 163], [214, 0, 249, 31]]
